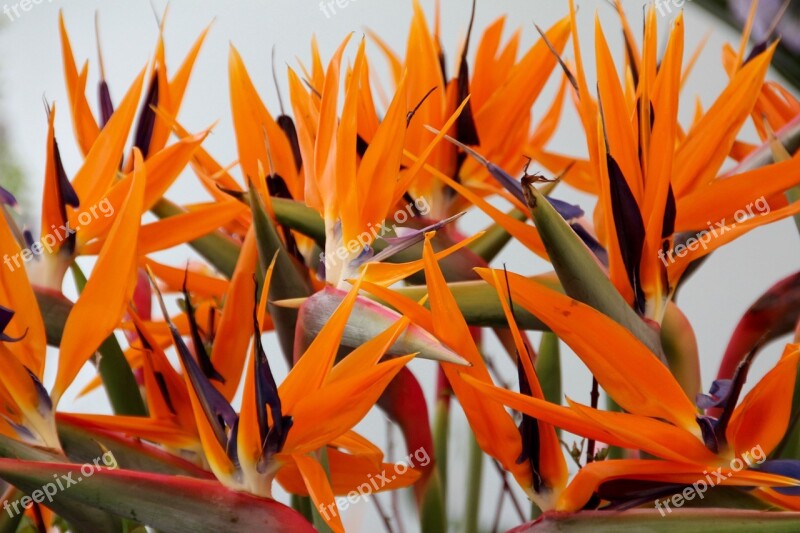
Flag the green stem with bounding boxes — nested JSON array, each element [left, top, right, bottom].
[[536, 332, 561, 406], [291, 495, 314, 525], [432, 396, 450, 507], [464, 434, 483, 533], [419, 470, 447, 533], [70, 264, 146, 416]]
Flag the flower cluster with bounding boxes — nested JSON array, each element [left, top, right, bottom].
[[1, 1, 800, 532]]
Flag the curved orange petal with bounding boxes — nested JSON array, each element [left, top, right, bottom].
[[727, 344, 800, 457], [476, 268, 699, 433]]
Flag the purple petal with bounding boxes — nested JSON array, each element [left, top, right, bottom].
[[133, 72, 159, 158], [0, 185, 17, 208], [251, 277, 291, 460], [369, 212, 464, 264], [696, 379, 733, 409], [757, 460, 800, 495]]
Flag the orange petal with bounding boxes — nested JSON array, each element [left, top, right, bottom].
[[475, 268, 699, 432], [488, 269, 568, 492], [420, 235, 532, 490], [727, 344, 800, 457], [279, 276, 363, 411], [558, 459, 800, 512], [59, 12, 100, 156], [292, 454, 344, 533], [70, 69, 146, 207], [53, 149, 146, 404], [283, 355, 413, 454], [209, 227, 258, 400]]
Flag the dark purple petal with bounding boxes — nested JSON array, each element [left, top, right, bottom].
[[25, 369, 52, 413], [98, 80, 114, 127], [454, 0, 480, 146], [133, 71, 159, 158], [53, 137, 79, 208], [606, 152, 646, 314], [662, 183, 676, 239], [430, 126, 587, 220], [181, 272, 224, 383], [695, 415, 719, 454], [515, 336, 542, 492], [0, 185, 17, 208], [150, 276, 238, 460], [729, 0, 800, 53], [571, 223, 609, 267], [0, 305, 25, 343], [277, 115, 303, 171], [251, 277, 291, 460]]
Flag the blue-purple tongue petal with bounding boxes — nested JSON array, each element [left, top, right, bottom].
[[425, 125, 585, 221], [696, 379, 733, 410], [756, 460, 800, 495], [368, 212, 465, 264]]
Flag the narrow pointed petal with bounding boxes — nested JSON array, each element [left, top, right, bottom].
[[70, 70, 145, 207], [292, 454, 344, 533], [59, 13, 100, 156], [53, 150, 146, 403], [284, 355, 413, 454]]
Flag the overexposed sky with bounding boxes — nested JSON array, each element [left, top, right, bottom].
[[0, 1, 798, 530]]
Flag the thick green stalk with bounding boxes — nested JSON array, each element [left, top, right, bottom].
[[536, 332, 561, 406], [388, 274, 560, 329], [290, 495, 314, 524], [419, 470, 446, 533], [432, 396, 450, 513], [70, 265, 146, 416], [464, 434, 483, 533]]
